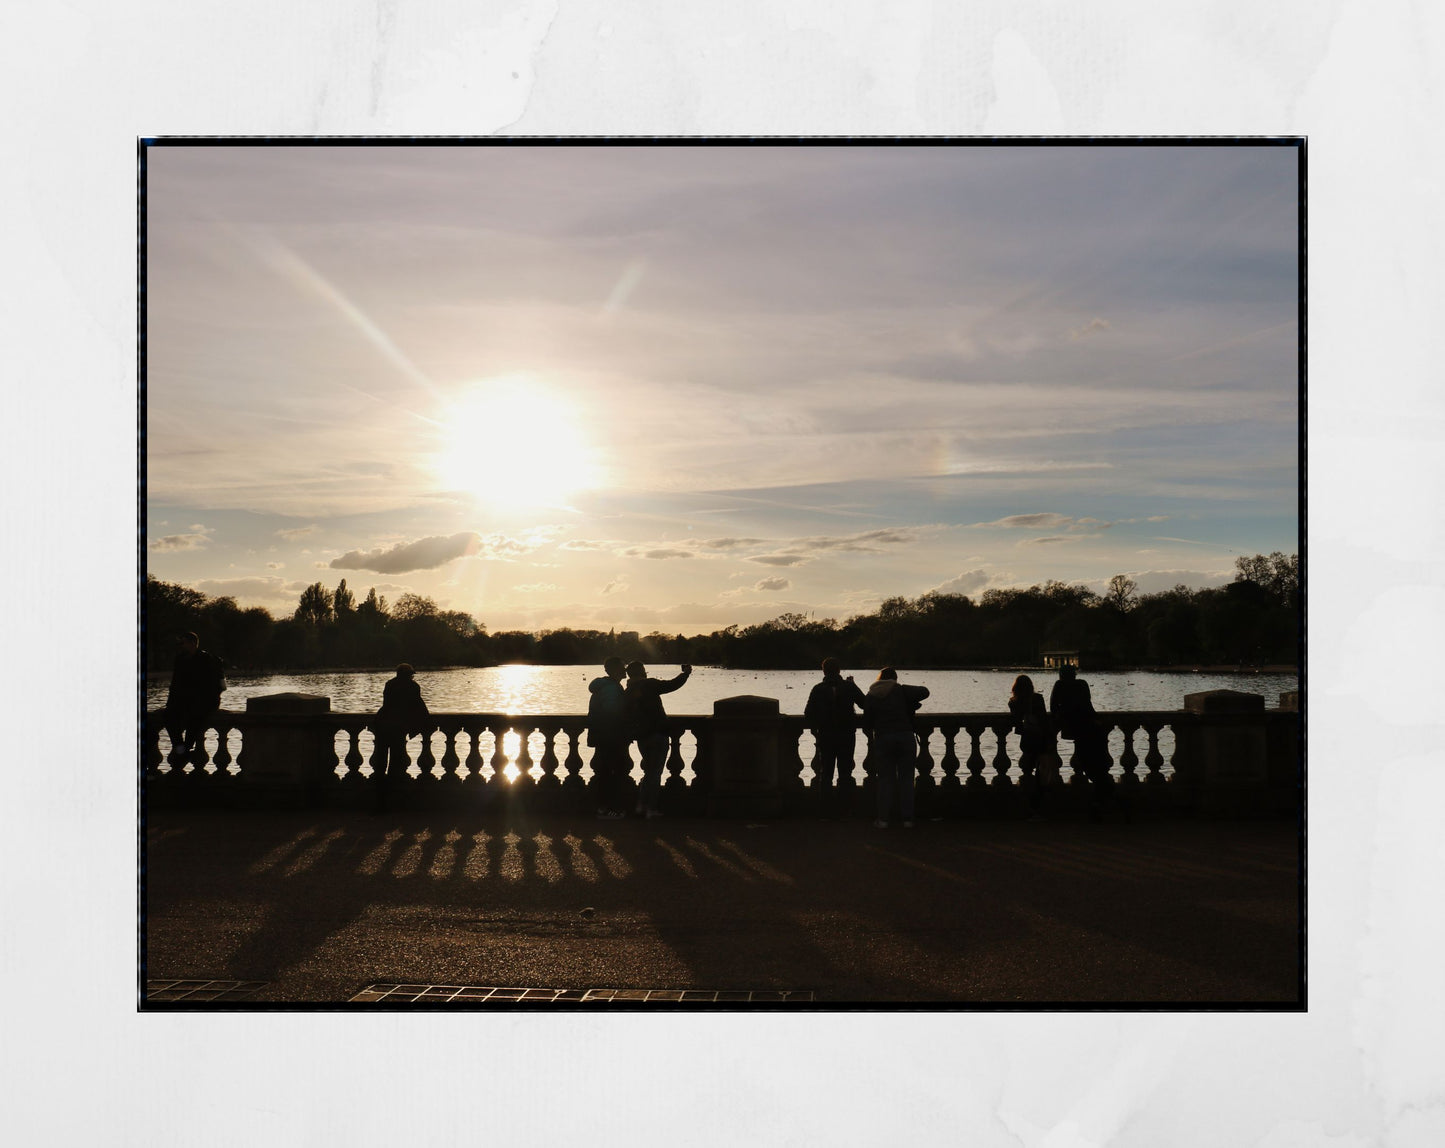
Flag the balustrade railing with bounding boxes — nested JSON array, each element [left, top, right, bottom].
[[140, 705, 1236, 817]]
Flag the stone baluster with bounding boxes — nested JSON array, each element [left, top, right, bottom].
[[513, 724, 537, 798], [435, 721, 463, 804], [1143, 721, 1166, 785], [339, 725, 363, 781], [144, 716, 164, 777], [912, 721, 938, 819], [461, 724, 484, 784], [1117, 718, 1142, 791], [990, 720, 1013, 786], [560, 721, 587, 808], [937, 721, 963, 816], [779, 716, 807, 814], [537, 721, 563, 793], [488, 720, 509, 791], [663, 724, 689, 800], [415, 725, 437, 782], [439, 724, 461, 777], [963, 722, 988, 790], [685, 722, 712, 815]]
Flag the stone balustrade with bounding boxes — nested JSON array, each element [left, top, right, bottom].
[[143, 689, 1299, 818]]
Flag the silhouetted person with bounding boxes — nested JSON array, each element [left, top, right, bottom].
[[804, 657, 866, 819], [863, 667, 929, 828], [1049, 663, 1121, 821], [372, 663, 430, 812], [1009, 674, 1055, 819], [624, 661, 691, 819], [164, 631, 225, 765], [587, 656, 630, 820]]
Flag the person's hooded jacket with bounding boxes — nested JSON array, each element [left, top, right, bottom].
[[863, 678, 929, 734], [586, 674, 628, 747]]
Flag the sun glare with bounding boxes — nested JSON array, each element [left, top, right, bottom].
[[434, 378, 602, 507]]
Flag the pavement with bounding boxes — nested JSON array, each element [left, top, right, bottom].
[[142, 807, 1301, 1006]]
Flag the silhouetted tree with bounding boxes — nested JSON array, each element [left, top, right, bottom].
[[294, 582, 333, 626]]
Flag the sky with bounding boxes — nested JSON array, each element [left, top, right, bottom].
[[146, 143, 1300, 635]]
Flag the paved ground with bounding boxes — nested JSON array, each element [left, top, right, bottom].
[[142, 809, 1301, 1006]]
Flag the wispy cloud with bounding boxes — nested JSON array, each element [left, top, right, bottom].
[[275, 525, 318, 540], [149, 532, 211, 551], [618, 547, 694, 560], [754, 577, 791, 591]]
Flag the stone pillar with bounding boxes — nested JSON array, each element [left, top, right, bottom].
[[239, 692, 334, 806], [1172, 689, 1269, 816], [707, 695, 784, 818]]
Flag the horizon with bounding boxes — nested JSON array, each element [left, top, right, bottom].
[[146, 143, 1300, 636]]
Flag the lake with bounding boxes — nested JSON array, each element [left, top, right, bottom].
[[146, 664, 1298, 717]]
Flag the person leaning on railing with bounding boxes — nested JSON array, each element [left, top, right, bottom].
[[164, 631, 226, 765], [1009, 674, 1055, 820], [804, 657, 866, 820], [372, 663, 430, 812], [862, 667, 929, 829]]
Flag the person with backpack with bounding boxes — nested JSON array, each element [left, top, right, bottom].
[[624, 661, 692, 819], [586, 656, 631, 820], [1009, 674, 1055, 819], [862, 667, 929, 828], [804, 658, 866, 819]]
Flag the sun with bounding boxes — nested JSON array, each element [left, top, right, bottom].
[[433, 377, 603, 508]]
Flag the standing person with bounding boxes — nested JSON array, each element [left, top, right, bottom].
[[804, 657, 866, 819], [862, 668, 929, 829], [1048, 663, 1120, 821], [372, 663, 430, 812], [624, 661, 692, 819], [164, 632, 225, 765], [586, 656, 630, 820], [1009, 674, 1055, 819]]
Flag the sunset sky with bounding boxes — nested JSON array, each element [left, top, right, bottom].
[[146, 143, 1299, 635]]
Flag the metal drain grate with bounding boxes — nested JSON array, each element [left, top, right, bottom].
[[349, 984, 815, 1003], [146, 979, 268, 1002]]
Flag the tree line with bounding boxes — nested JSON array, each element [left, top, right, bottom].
[[145, 552, 1298, 674]]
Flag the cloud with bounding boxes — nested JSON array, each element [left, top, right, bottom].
[[148, 532, 211, 551], [974, 513, 1073, 530], [275, 525, 318, 540], [329, 532, 481, 574], [754, 577, 791, 591], [266, 562, 283, 569], [514, 583, 559, 593], [189, 576, 293, 603], [1070, 317, 1111, 339], [327, 529, 560, 574], [747, 554, 812, 567], [696, 537, 767, 550], [1020, 535, 1077, 545], [559, 539, 617, 552], [601, 578, 629, 596], [619, 547, 694, 560], [1079, 569, 1235, 596], [928, 569, 992, 596]]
